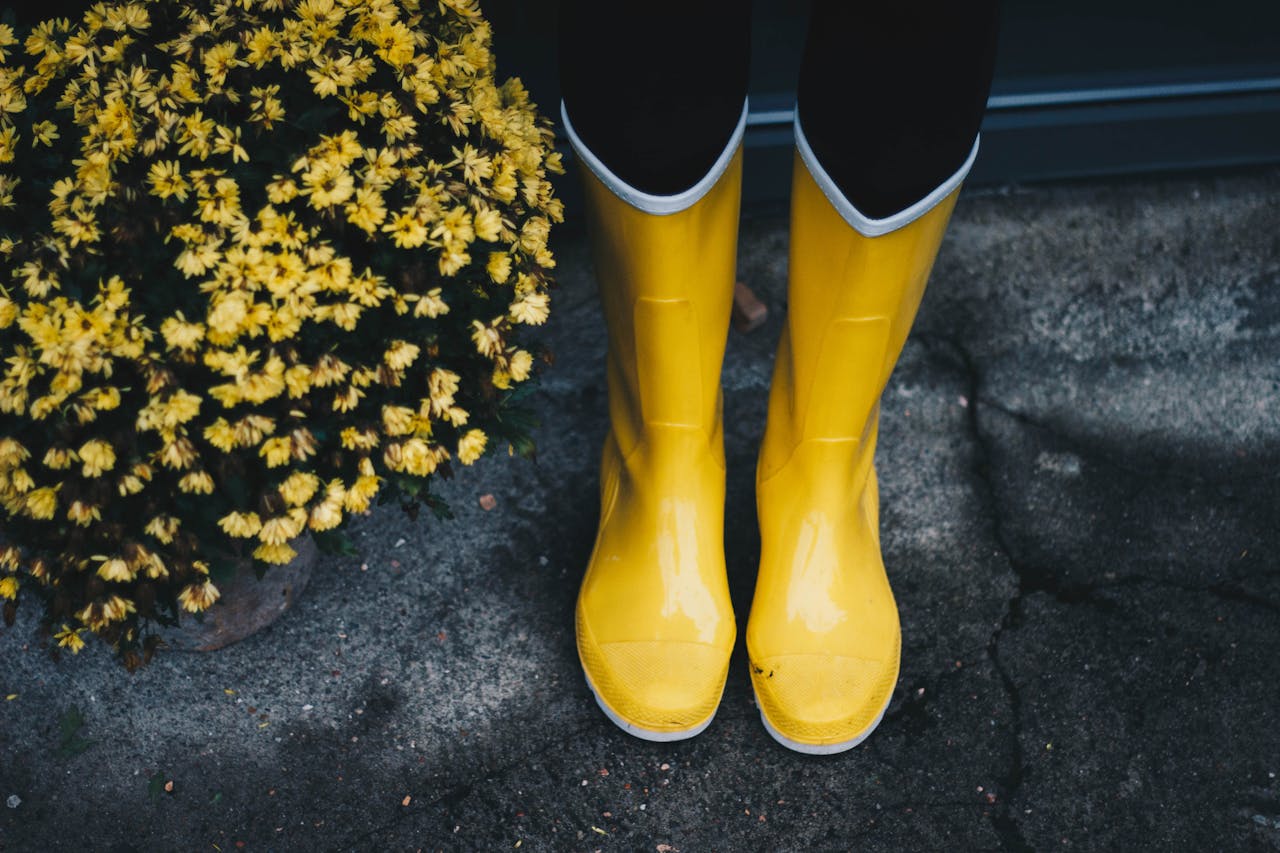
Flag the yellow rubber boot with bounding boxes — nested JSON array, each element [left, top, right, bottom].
[[566, 106, 744, 740], [746, 129, 969, 754]]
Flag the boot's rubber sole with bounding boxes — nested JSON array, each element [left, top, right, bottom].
[[584, 670, 720, 743], [754, 684, 894, 755]]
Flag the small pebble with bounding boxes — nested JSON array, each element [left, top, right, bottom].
[[6, 795, 19, 809], [732, 283, 768, 333]]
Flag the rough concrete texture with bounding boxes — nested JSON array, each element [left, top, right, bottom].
[[2, 163, 1279, 852]]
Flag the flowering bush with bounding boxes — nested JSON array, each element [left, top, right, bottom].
[[0, 0, 563, 667]]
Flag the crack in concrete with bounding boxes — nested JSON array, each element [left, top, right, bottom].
[[912, 338, 1280, 612], [924, 335, 1035, 853], [880, 642, 989, 733], [915, 333, 1280, 853], [975, 396, 1280, 613]]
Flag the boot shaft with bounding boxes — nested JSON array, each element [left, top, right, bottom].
[[578, 150, 743, 461], [758, 149, 959, 486]]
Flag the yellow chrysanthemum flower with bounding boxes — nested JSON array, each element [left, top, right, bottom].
[[508, 349, 533, 382], [203, 419, 237, 451], [219, 511, 262, 538], [78, 440, 117, 477], [470, 319, 503, 357], [253, 542, 297, 565], [42, 447, 75, 470], [413, 287, 449, 318], [486, 251, 512, 284], [382, 340, 419, 371], [259, 436, 293, 468], [178, 470, 215, 494], [144, 515, 181, 544], [178, 580, 220, 613], [457, 428, 487, 465], [344, 186, 386, 232], [25, 487, 58, 520], [147, 160, 189, 200], [96, 557, 134, 583], [278, 471, 319, 506], [308, 480, 346, 531], [382, 210, 428, 248], [31, 120, 59, 147], [343, 474, 380, 513], [266, 176, 299, 203], [508, 292, 550, 326], [54, 624, 86, 653]]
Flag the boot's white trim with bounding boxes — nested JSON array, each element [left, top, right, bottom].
[[583, 670, 719, 742], [561, 99, 748, 216], [794, 111, 979, 237], [753, 682, 894, 755]]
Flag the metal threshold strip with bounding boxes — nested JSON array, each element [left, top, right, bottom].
[[744, 76, 1280, 127]]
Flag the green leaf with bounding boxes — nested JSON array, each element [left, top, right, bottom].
[[503, 382, 538, 404], [147, 771, 165, 801], [313, 529, 358, 557], [58, 706, 83, 741], [206, 554, 241, 585], [509, 434, 538, 461], [221, 474, 251, 510], [55, 706, 94, 759], [424, 494, 454, 521]]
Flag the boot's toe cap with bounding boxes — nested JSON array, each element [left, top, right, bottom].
[[579, 639, 731, 738], [749, 652, 899, 753]]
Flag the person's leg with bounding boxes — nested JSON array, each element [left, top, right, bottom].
[[558, 0, 750, 195], [797, 2, 1000, 220], [747, 0, 1001, 754], [558, 1, 752, 740]]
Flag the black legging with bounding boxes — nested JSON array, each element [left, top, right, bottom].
[[558, 0, 1001, 219]]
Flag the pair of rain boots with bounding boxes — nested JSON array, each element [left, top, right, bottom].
[[567, 107, 968, 754]]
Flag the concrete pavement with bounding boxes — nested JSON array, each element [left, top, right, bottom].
[[2, 163, 1278, 852]]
